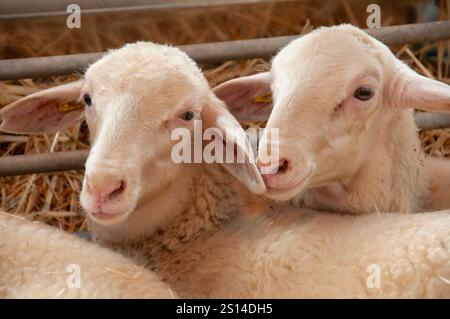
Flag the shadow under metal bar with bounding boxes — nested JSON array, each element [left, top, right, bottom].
[[0, 21, 450, 80]]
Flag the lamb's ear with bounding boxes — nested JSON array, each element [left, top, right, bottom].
[[213, 72, 273, 122], [203, 98, 266, 194], [0, 80, 84, 134], [393, 63, 450, 112]]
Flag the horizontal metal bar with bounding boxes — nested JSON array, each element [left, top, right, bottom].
[[414, 112, 450, 131], [1, 21, 450, 80], [0, 150, 88, 177], [1, 112, 450, 177], [0, 0, 286, 20]]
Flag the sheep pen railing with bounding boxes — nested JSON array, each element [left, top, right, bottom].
[[1, 20, 450, 177]]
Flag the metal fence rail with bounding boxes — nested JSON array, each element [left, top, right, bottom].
[[0, 0, 288, 20], [0, 150, 88, 177], [1, 21, 450, 80], [414, 112, 450, 131]]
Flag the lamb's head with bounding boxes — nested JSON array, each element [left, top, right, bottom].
[[0, 42, 264, 227], [215, 25, 450, 201]]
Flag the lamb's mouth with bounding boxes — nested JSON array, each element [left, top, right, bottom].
[[89, 210, 130, 225], [263, 168, 313, 200], [92, 211, 118, 219]]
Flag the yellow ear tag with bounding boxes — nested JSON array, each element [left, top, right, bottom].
[[57, 102, 84, 113], [254, 93, 272, 104]]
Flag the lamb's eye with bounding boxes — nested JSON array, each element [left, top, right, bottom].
[[179, 111, 195, 121], [354, 86, 374, 101], [83, 94, 92, 106]]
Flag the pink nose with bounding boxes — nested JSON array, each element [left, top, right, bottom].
[[85, 173, 126, 205]]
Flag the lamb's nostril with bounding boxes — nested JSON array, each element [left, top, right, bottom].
[[108, 180, 126, 200], [277, 159, 289, 174]]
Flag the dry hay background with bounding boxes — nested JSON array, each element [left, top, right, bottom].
[[0, 0, 449, 233]]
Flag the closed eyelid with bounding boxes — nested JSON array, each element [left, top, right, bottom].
[[178, 107, 201, 114]]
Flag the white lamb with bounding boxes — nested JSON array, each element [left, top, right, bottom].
[[0, 212, 176, 298], [214, 24, 450, 215], [1, 42, 449, 298]]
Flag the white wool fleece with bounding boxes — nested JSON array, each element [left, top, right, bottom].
[[0, 213, 176, 298]]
